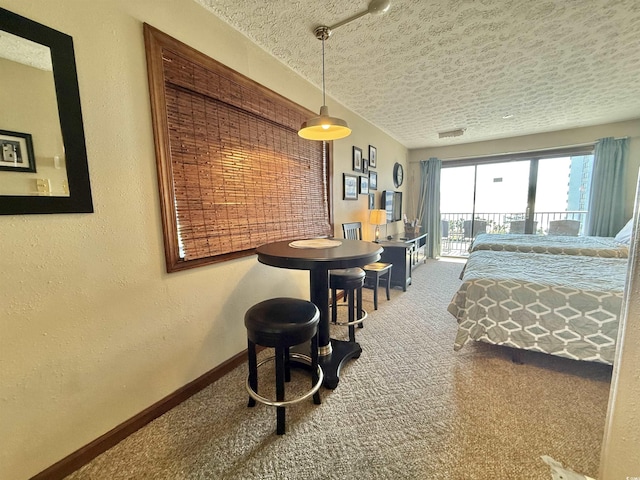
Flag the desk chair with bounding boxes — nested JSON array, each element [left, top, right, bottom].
[[339, 222, 392, 310]]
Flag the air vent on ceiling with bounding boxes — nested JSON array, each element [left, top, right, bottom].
[[438, 128, 466, 138]]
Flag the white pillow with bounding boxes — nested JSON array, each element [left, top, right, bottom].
[[614, 218, 634, 243]]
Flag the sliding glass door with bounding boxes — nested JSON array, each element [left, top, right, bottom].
[[534, 156, 593, 235], [440, 149, 594, 256], [440, 166, 475, 255], [475, 161, 531, 235]]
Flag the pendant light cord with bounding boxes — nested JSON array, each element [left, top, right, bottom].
[[321, 37, 326, 106]]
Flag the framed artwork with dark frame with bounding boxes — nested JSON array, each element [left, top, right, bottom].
[[369, 145, 377, 168], [369, 170, 378, 190], [359, 175, 369, 194], [343, 173, 358, 200], [0, 129, 36, 173], [352, 146, 362, 172], [363, 158, 369, 175], [368, 193, 375, 209]]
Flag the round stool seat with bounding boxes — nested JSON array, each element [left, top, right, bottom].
[[330, 267, 365, 290], [245, 297, 320, 348]]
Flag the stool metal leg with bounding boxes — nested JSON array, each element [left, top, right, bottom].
[[247, 339, 257, 408], [331, 288, 338, 324], [311, 332, 321, 405], [386, 268, 392, 300], [275, 347, 286, 435], [373, 272, 379, 310]]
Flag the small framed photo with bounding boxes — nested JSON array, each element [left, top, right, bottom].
[[363, 158, 369, 175], [0, 130, 36, 173], [368, 145, 377, 168], [343, 173, 358, 200], [352, 146, 362, 172], [359, 175, 369, 194], [369, 170, 378, 190], [368, 193, 375, 210]]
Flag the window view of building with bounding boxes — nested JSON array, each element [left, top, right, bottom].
[[567, 155, 594, 213]]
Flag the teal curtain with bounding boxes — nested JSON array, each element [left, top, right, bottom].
[[587, 137, 629, 236], [417, 158, 441, 257]]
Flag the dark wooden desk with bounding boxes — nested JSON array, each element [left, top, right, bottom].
[[378, 232, 428, 291], [256, 239, 382, 389]]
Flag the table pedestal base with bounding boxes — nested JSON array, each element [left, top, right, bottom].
[[318, 339, 362, 389], [291, 339, 361, 390]]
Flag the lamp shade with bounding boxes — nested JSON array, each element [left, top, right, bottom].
[[370, 209, 387, 225], [298, 105, 351, 141]]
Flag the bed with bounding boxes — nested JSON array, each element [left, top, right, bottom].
[[448, 250, 627, 365], [469, 233, 629, 258]]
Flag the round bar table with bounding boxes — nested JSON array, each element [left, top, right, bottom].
[[256, 239, 382, 389]]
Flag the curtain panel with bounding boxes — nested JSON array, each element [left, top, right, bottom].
[[587, 137, 629, 237], [418, 158, 442, 257]]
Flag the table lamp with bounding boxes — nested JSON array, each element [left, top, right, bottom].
[[370, 209, 387, 242]]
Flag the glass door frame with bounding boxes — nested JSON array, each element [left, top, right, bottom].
[[442, 145, 595, 237]]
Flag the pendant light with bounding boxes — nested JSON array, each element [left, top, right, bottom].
[[298, 26, 351, 141], [298, 0, 391, 141]]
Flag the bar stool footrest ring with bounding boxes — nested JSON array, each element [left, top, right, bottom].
[[246, 353, 323, 407], [334, 306, 368, 326]]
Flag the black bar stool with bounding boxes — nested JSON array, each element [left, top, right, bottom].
[[244, 297, 323, 435], [330, 267, 368, 342]]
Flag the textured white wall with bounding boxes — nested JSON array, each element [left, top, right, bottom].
[[0, 1, 406, 478], [331, 118, 409, 240]]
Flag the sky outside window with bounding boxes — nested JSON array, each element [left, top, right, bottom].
[[442, 158, 576, 214]]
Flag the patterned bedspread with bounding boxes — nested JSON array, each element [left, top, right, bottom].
[[469, 233, 628, 258], [448, 250, 627, 364]]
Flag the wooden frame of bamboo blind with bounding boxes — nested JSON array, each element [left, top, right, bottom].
[[144, 24, 334, 272]]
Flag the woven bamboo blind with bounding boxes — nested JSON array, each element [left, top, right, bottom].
[[144, 25, 333, 272]]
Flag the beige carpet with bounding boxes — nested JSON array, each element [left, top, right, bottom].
[[66, 259, 612, 479]]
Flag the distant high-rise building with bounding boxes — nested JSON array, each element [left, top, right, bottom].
[[567, 155, 593, 212]]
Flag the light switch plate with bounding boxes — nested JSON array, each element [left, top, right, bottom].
[[36, 178, 51, 193]]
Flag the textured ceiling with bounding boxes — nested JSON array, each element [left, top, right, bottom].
[[0, 30, 52, 70], [194, 0, 640, 149]]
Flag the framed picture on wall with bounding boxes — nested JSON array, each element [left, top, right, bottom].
[[369, 170, 378, 190], [368, 193, 375, 209], [369, 145, 377, 168], [0, 130, 36, 172], [363, 158, 369, 175], [352, 146, 362, 172], [359, 175, 369, 194], [343, 173, 358, 200]]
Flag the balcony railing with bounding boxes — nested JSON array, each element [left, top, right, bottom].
[[440, 211, 587, 257]]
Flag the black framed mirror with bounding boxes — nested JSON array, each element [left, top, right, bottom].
[[0, 7, 92, 214]]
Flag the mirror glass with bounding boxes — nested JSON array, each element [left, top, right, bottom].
[[0, 31, 69, 196], [0, 7, 93, 214]]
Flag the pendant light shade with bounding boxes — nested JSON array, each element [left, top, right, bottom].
[[298, 26, 351, 141], [298, 105, 351, 140]]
